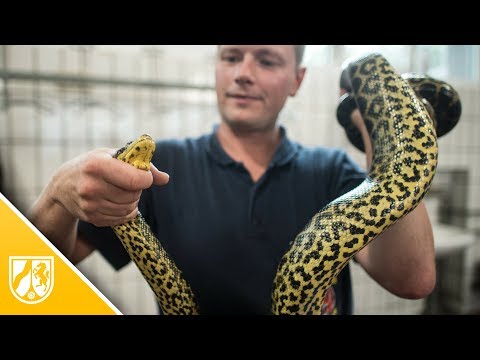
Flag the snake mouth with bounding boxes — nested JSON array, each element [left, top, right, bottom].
[[115, 134, 156, 170]]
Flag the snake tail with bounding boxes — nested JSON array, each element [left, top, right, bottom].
[[271, 53, 438, 314]]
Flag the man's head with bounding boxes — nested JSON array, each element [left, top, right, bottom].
[[215, 45, 306, 132]]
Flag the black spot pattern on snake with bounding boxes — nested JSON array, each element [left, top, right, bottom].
[[271, 54, 439, 315], [111, 135, 200, 315], [108, 53, 457, 315]]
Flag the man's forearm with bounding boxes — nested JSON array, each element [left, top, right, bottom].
[[28, 183, 79, 259], [355, 202, 436, 298], [350, 108, 436, 298]]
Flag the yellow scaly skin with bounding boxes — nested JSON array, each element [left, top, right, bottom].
[[112, 134, 200, 315], [271, 53, 438, 314]]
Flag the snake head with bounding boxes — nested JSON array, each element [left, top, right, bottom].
[[114, 134, 156, 171]]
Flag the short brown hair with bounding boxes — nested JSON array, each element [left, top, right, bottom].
[[294, 45, 306, 67]]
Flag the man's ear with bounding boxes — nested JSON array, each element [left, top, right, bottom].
[[290, 67, 306, 97]]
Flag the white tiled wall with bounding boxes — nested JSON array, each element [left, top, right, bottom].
[[2, 45, 479, 315], [77, 252, 158, 315]]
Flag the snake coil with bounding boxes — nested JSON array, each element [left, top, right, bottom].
[[271, 53, 440, 314], [338, 61, 461, 151]]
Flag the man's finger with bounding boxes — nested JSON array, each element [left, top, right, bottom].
[[150, 163, 170, 186], [101, 156, 154, 191]]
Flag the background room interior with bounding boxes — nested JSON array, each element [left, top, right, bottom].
[[1, 45, 479, 314]]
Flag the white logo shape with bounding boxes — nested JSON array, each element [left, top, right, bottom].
[[9, 256, 54, 304]]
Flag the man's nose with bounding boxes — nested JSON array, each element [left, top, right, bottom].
[[234, 55, 255, 85]]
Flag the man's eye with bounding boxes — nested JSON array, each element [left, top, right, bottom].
[[223, 55, 239, 63], [260, 59, 275, 67]]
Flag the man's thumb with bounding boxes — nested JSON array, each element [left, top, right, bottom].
[[150, 163, 170, 186]]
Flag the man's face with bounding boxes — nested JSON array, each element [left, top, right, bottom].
[[215, 45, 304, 131]]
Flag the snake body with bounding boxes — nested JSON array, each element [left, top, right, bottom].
[[111, 135, 200, 315], [337, 70, 461, 152], [271, 53, 438, 314]]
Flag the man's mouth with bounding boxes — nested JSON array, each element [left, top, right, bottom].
[[227, 93, 262, 101]]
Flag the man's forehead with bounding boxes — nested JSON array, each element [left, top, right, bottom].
[[219, 45, 293, 56]]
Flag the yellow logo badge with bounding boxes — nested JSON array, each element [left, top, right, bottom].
[[9, 256, 54, 304]]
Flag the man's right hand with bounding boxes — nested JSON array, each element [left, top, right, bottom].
[[48, 148, 169, 227]]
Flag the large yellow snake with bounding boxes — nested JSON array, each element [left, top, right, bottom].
[[111, 135, 200, 314], [271, 53, 439, 314], [110, 53, 458, 315]]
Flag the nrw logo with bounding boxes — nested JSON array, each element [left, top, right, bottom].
[[9, 256, 54, 304]]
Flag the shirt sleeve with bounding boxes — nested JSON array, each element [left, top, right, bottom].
[[331, 150, 367, 266], [77, 221, 130, 270], [331, 150, 367, 199]]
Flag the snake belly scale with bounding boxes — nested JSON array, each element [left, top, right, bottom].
[[111, 135, 200, 315], [271, 53, 438, 314]]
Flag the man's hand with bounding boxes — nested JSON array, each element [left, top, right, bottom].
[[350, 108, 373, 170], [49, 148, 169, 227]]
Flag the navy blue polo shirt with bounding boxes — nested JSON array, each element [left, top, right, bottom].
[[78, 125, 366, 314]]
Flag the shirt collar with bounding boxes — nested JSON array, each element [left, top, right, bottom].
[[205, 124, 298, 168]]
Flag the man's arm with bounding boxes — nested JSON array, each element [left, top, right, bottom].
[[350, 108, 436, 299], [27, 148, 169, 264]]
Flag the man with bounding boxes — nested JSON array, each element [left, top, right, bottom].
[[28, 45, 436, 314]]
